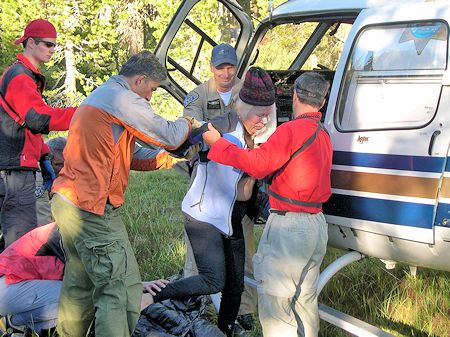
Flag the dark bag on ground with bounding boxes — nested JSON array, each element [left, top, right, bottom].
[[132, 294, 225, 337]]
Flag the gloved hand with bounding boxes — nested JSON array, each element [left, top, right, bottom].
[[185, 142, 202, 161], [40, 157, 56, 191], [166, 122, 209, 158]]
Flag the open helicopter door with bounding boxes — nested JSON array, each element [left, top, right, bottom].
[[323, 1, 450, 270], [154, 0, 253, 104]]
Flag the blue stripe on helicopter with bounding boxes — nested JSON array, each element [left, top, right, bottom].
[[324, 193, 434, 229], [333, 151, 446, 173], [445, 161, 450, 172], [434, 202, 450, 227]]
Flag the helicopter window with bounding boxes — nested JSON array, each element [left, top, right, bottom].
[[301, 22, 352, 70], [252, 22, 319, 70], [254, 21, 349, 124], [166, 1, 242, 94], [336, 21, 448, 131], [253, 21, 351, 71]]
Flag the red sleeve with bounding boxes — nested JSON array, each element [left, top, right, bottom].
[[208, 125, 296, 179], [5, 74, 76, 132]]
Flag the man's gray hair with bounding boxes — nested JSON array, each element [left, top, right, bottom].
[[119, 51, 167, 82], [294, 72, 329, 108], [47, 137, 66, 157]]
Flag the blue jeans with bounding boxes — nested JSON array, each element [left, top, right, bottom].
[[0, 276, 61, 333]]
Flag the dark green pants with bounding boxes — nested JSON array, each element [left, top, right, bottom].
[[52, 194, 142, 337]]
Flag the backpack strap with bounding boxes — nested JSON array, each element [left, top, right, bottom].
[[268, 189, 323, 208], [266, 117, 327, 185], [0, 94, 25, 126], [265, 116, 329, 208], [0, 61, 37, 127]]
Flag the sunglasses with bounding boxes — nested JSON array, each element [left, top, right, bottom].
[[33, 38, 57, 48]]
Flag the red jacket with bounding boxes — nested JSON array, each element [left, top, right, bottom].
[[0, 54, 76, 170], [208, 112, 332, 213], [0, 223, 64, 284]]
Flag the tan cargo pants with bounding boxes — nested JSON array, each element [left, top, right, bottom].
[[254, 211, 328, 337]]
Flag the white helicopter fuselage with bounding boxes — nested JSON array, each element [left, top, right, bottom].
[[321, 1, 450, 272], [155, 0, 450, 272]]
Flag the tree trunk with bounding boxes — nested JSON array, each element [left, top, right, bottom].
[[64, 39, 77, 101], [237, 0, 251, 15]]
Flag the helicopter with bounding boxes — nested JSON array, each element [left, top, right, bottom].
[[155, 0, 450, 334]]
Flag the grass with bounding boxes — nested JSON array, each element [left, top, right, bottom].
[[122, 169, 450, 337], [318, 250, 450, 337]]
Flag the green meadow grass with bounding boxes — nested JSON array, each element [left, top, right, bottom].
[[122, 169, 450, 337]]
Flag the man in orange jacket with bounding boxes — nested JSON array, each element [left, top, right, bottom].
[[51, 50, 196, 337]]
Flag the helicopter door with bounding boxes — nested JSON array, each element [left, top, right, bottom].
[[154, 0, 253, 104], [324, 2, 450, 244]]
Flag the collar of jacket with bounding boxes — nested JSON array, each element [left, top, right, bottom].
[[16, 53, 42, 75], [111, 74, 132, 90], [294, 111, 322, 120]]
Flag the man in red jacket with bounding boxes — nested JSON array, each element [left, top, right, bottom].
[[203, 72, 332, 337], [0, 19, 76, 249]]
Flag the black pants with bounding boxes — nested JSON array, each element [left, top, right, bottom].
[[154, 202, 246, 333], [0, 170, 37, 248]]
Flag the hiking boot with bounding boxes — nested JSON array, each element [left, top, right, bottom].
[[236, 314, 254, 331], [233, 322, 252, 337], [5, 315, 31, 336], [218, 322, 235, 337]]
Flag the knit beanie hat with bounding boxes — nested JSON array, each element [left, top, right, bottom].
[[239, 67, 275, 106]]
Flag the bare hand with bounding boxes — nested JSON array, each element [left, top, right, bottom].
[[183, 116, 203, 129], [140, 293, 154, 310], [202, 123, 221, 146], [142, 279, 169, 296]]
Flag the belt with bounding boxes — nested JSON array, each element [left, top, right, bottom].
[[270, 209, 288, 216]]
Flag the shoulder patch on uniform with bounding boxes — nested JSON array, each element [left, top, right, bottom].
[[183, 92, 199, 107]]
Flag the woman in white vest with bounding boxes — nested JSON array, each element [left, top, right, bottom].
[[149, 67, 276, 337]]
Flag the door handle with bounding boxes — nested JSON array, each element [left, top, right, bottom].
[[428, 130, 441, 155]]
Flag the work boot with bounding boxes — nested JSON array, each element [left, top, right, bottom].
[[236, 314, 254, 331], [218, 322, 235, 337], [5, 315, 32, 336]]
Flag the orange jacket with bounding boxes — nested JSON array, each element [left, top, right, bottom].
[[53, 75, 190, 215]]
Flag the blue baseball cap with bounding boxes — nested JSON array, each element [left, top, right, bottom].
[[211, 43, 237, 67]]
